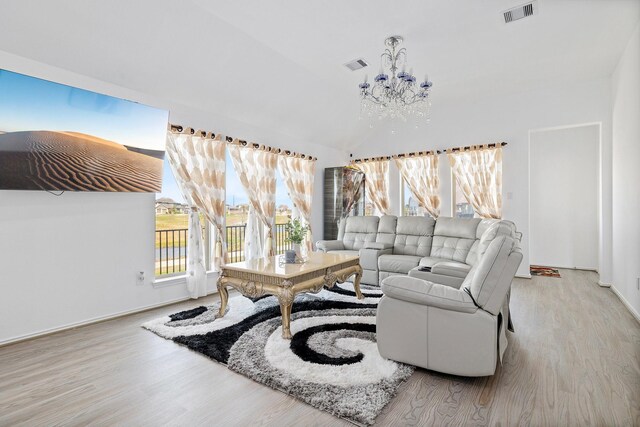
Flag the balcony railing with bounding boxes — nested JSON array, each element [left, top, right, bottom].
[[156, 223, 292, 276]]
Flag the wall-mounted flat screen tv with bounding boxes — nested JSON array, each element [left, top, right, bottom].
[[0, 69, 169, 192]]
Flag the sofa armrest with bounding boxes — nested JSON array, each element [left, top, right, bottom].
[[359, 247, 393, 270], [381, 276, 478, 314], [316, 240, 344, 252], [362, 242, 394, 250]]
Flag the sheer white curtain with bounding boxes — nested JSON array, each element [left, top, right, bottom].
[[395, 154, 441, 218], [278, 155, 316, 252], [165, 131, 227, 298], [448, 146, 503, 219], [353, 160, 392, 216], [228, 142, 277, 259], [186, 208, 206, 298]]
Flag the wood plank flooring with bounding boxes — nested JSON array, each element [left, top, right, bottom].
[[1, 269, 638, 426]]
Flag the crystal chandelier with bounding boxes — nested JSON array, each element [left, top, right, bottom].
[[359, 36, 433, 127]]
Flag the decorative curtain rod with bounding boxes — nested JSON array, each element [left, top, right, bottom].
[[168, 123, 318, 161], [444, 142, 507, 154], [349, 142, 507, 164], [351, 150, 441, 164]]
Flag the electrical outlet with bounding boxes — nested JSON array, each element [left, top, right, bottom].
[[137, 271, 145, 285]]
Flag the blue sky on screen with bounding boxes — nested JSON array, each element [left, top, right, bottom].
[[0, 70, 168, 150], [157, 150, 292, 208]]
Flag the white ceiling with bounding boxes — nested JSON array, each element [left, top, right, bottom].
[[0, 0, 638, 150]]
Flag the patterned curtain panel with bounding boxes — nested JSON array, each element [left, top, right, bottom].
[[278, 156, 316, 252], [448, 146, 503, 219], [341, 167, 365, 219], [395, 154, 441, 218], [186, 207, 207, 298], [166, 132, 227, 297], [228, 142, 277, 259], [353, 160, 392, 215]]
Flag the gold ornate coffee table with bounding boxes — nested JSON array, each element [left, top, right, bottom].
[[217, 252, 363, 339]]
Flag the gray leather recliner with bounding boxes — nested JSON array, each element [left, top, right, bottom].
[[376, 235, 523, 377]]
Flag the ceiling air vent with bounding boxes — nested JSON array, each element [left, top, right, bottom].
[[344, 59, 368, 71], [503, 1, 537, 23]]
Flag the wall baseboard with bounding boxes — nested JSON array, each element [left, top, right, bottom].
[[610, 285, 640, 325], [598, 281, 612, 288], [0, 290, 218, 347], [516, 274, 532, 279]]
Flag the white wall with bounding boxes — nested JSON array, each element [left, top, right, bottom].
[[530, 125, 599, 269], [611, 23, 640, 318], [0, 51, 347, 344], [350, 77, 613, 279]]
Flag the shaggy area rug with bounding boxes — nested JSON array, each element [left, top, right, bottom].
[[530, 265, 562, 278], [142, 283, 414, 426]]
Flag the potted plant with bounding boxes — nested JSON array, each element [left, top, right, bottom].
[[284, 218, 309, 263]]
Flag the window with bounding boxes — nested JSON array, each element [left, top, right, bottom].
[[452, 173, 475, 218], [225, 151, 294, 263], [274, 170, 294, 254], [401, 179, 427, 216], [155, 157, 210, 276], [225, 150, 249, 263]]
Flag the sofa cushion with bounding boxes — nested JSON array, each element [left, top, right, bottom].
[[326, 249, 359, 257], [393, 216, 435, 256], [431, 261, 471, 278], [316, 240, 344, 252], [377, 215, 398, 234], [408, 268, 466, 288], [381, 276, 477, 313], [342, 216, 379, 250], [433, 217, 481, 239], [430, 236, 476, 263], [418, 256, 451, 268], [378, 254, 422, 274], [376, 215, 397, 246]]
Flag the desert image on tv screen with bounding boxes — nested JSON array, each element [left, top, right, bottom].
[[0, 70, 169, 192]]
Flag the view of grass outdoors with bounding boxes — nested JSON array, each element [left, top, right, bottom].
[[155, 151, 293, 276]]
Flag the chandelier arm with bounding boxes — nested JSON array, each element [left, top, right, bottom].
[[359, 36, 432, 126]]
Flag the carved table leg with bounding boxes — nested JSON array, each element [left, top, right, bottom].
[[277, 280, 295, 339], [353, 265, 364, 300], [217, 275, 229, 317]]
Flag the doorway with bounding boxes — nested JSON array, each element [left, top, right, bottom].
[[529, 124, 600, 270]]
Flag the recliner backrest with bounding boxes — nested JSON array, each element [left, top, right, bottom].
[[465, 219, 517, 266], [464, 235, 522, 315], [393, 216, 435, 256], [341, 216, 380, 250], [430, 217, 481, 262], [376, 215, 398, 246]]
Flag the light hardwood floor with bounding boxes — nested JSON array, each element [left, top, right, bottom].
[[1, 270, 639, 426]]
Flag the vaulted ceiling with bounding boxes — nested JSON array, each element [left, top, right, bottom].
[[0, 0, 638, 150]]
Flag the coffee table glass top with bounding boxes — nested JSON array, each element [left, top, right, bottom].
[[222, 252, 359, 279]]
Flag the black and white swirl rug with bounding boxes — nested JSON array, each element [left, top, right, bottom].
[[142, 283, 414, 425]]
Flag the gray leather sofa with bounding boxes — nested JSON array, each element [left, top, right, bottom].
[[376, 234, 523, 376], [317, 215, 519, 287]]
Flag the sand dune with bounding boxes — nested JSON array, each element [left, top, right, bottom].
[[58, 131, 126, 150], [0, 130, 163, 192]]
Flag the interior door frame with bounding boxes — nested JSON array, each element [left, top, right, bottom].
[[527, 122, 603, 277]]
